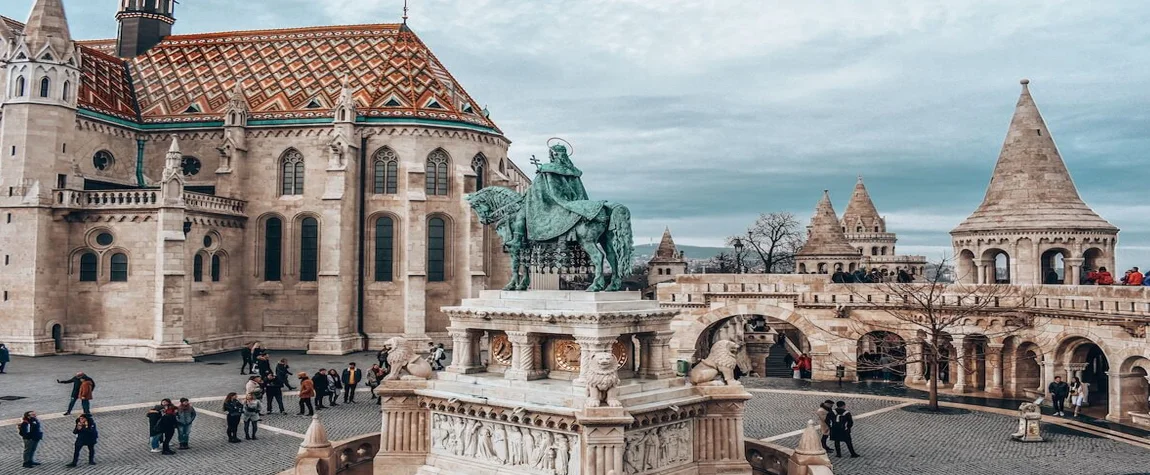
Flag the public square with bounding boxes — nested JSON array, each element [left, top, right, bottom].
[[1, 352, 1147, 475]]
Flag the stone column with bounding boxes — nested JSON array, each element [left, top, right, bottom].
[[1066, 363, 1087, 382], [951, 337, 966, 392], [1064, 258, 1083, 285], [374, 381, 430, 475], [504, 331, 546, 380], [906, 339, 924, 384], [573, 335, 618, 388], [986, 344, 1003, 395], [1042, 360, 1056, 401], [445, 328, 483, 374], [151, 142, 194, 362], [577, 413, 631, 475], [638, 330, 676, 380], [694, 386, 754, 474]]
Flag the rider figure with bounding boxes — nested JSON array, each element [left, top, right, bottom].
[[524, 144, 602, 241]]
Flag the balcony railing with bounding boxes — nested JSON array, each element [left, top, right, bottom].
[[53, 189, 246, 217]]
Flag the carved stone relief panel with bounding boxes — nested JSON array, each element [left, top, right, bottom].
[[622, 421, 693, 475], [430, 412, 580, 475]]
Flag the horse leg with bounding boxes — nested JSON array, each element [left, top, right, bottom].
[[577, 223, 608, 292], [603, 233, 624, 292], [503, 248, 520, 291]]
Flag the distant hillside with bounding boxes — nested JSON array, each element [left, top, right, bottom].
[[633, 243, 730, 261]]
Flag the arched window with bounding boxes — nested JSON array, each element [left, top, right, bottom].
[[881, 246, 888, 256], [110, 253, 129, 282], [874, 226, 879, 232], [79, 252, 98, 281], [427, 217, 446, 282], [374, 217, 394, 282], [264, 218, 282, 281], [211, 255, 222, 282], [871, 246, 879, 256], [373, 147, 399, 194], [425, 149, 449, 196], [300, 217, 319, 282], [15, 76, 26, 97], [39, 77, 50, 98], [856, 226, 862, 232], [471, 154, 488, 190], [280, 149, 305, 195], [192, 254, 204, 282], [62, 81, 71, 102]]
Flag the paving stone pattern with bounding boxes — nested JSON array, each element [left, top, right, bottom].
[[744, 393, 898, 440]]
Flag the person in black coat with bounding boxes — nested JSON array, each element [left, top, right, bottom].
[[223, 392, 244, 443], [255, 354, 273, 379], [377, 348, 390, 373], [275, 358, 296, 391], [19, 411, 43, 468], [312, 369, 329, 410], [58, 372, 95, 415], [67, 414, 98, 467], [264, 373, 286, 414], [240, 345, 252, 375], [1049, 376, 1071, 416], [827, 401, 860, 458], [341, 363, 363, 404]]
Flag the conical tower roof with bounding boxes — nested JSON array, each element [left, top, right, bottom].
[[22, 0, 72, 57], [841, 176, 884, 232], [651, 228, 679, 262], [797, 191, 860, 257], [953, 80, 1116, 234]]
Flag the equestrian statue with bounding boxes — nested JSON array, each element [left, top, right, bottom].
[[465, 139, 634, 292]]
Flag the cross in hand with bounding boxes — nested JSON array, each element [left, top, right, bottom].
[[530, 154, 541, 168]]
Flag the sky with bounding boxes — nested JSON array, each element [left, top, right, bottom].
[[5, 0, 1149, 266]]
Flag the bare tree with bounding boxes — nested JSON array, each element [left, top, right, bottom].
[[732, 212, 804, 273], [706, 252, 738, 274], [822, 257, 1043, 410]]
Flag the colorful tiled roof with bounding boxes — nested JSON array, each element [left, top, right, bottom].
[[78, 45, 139, 120]]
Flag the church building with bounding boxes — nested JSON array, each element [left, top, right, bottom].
[[0, 0, 529, 360]]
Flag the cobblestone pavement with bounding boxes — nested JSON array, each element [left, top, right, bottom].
[[1, 354, 1147, 475]]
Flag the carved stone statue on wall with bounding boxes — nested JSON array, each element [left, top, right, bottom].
[[688, 339, 742, 386], [382, 337, 434, 380], [586, 352, 622, 407]]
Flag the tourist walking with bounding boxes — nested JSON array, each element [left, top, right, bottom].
[[223, 392, 243, 443], [327, 369, 342, 407], [342, 363, 362, 403], [265, 373, 286, 414], [432, 343, 447, 371], [255, 353, 272, 378], [251, 342, 266, 373], [798, 353, 812, 379], [298, 372, 315, 416], [175, 398, 196, 449], [377, 347, 390, 373], [240, 344, 252, 375], [158, 405, 178, 455], [312, 369, 329, 410], [0, 342, 10, 373], [1070, 377, 1089, 417], [1048, 376, 1070, 416], [19, 411, 43, 468], [366, 364, 383, 403], [816, 400, 833, 452], [276, 358, 296, 391], [828, 401, 860, 458], [58, 372, 95, 415], [147, 400, 166, 453], [67, 414, 98, 467], [242, 393, 263, 440]]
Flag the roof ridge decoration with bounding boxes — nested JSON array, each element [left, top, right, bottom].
[[797, 190, 861, 257], [841, 175, 884, 232], [952, 79, 1116, 235]]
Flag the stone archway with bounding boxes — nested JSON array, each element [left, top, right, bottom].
[[1040, 248, 1068, 285], [51, 323, 63, 353], [1054, 336, 1112, 416], [955, 249, 976, 284], [1111, 356, 1150, 423], [672, 302, 826, 378], [1002, 336, 1044, 399], [857, 331, 906, 382]]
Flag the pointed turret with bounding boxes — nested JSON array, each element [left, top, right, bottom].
[[652, 228, 678, 261], [841, 176, 884, 233], [333, 77, 357, 123], [797, 191, 859, 257], [23, 0, 73, 58], [165, 137, 182, 171], [952, 79, 1116, 233], [787, 420, 833, 472], [223, 81, 249, 127], [298, 415, 332, 457]]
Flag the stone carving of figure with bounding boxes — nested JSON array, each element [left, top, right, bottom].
[[642, 429, 660, 469], [530, 429, 549, 468], [464, 420, 481, 458], [523, 429, 537, 466], [624, 433, 642, 474], [492, 424, 508, 463], [508, 427, 525, 465], [555, 434, 571, 475], [452, 417, 467, 456], [476, 425, 498, 462]]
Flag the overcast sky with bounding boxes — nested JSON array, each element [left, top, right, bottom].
[[7, 0, 1149, 266]]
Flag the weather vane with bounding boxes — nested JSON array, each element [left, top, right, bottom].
[[402, 0, 410, 24]]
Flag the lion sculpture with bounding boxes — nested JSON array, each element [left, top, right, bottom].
[[585, 352, 622, 407], [383, 337, 434, 381], [688, 339, 741, 386]]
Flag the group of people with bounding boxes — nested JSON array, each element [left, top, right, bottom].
[[788, 353, 813, 379], [1047, 376, 1090, 417], [19, 372, 102, 468], [829, 267, 915, 284], [146, 398, 198, 454], [857, 352, 898, 382], [1081, 266, 1150, 286], [815, 400, 861, 458]]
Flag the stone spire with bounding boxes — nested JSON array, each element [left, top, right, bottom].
[[298, 415, 332, 457], [165, 137, 182, 171], [651, 227, 679, 262], [223, 81, 249, 127], [23, 0, 73, 58], [952, 79, 1116, 233], [787, 420, 833, 472], [797, 191, 859, 257], [841, 175, 884, 233]]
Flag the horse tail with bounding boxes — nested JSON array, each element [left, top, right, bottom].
[[608, 204, 634, 278]]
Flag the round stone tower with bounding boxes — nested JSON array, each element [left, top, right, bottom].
[[795, 190, 861, 274], [951, 79, 1118, 285]]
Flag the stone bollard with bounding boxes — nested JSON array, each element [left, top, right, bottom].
[[1011, 399, 1045, 442]]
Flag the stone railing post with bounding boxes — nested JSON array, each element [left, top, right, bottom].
[[373, 382, 429, 475], [695, 386, 754, 474], [445, 328, 483, 374]]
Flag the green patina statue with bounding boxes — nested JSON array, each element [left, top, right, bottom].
[[465, 141, 633, 292]]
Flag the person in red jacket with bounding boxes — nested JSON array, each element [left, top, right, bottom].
[[1095, 267, 1114, 285], [1128, 267, 1143, 286]]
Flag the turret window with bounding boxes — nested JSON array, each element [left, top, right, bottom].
[[372, 147, 399, 194], [62, 81, 71, 102], [39, 78, 50, 98], [15, 76, 25, 97], [472, 154, 488, 190]]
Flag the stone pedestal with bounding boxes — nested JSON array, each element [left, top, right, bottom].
[[374, 290, 752, 475]]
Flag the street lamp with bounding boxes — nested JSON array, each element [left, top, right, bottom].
[[733, 238, 744, 274]]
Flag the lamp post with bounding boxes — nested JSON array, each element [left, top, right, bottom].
[[733, 238, 744, 274]]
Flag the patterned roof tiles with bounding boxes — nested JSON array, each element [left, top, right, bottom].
[[78, 45, 139, 121]]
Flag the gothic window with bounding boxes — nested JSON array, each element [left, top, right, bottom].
[[874, 226, 879, 232], [39, 77, 50, 98], [110, 253, 129, 282], [264, 218, 282, 281], [62, 81, 71, 102], [193, 254, 204, 282], [856, 226, 862, 232], [181, 156, 201, 176], [79, 252, 98, 282], [425, 149, 449, 196], [15, 76, 25, 97], [372, 147, 399, 194], [472, 154, 488, 190], [374, 217, 394, 282], [280, 149, 305, 195], [211, 255, 222, 282], [300, 217, 319, 282], [427, 217, 446, 282]]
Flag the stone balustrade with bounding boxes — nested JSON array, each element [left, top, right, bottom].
[[184, 191, 247, 216], [280, 427, 381, 475], [52, 189, 247, 217]]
